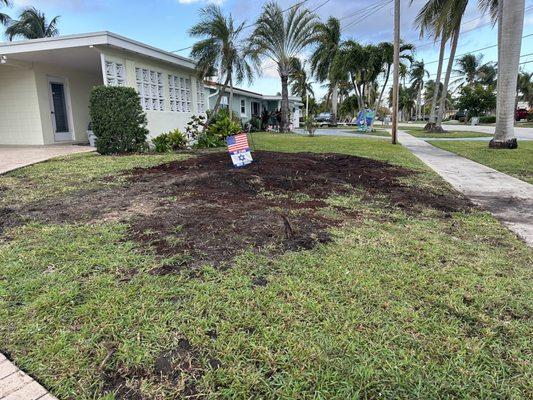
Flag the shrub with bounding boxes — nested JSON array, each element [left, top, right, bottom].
[[152, 129, 188, 153], [185, 115, 207, 143], [194, 109, 241, 148], [89, 86, 148, 154], [304, 116, 317, 137], [479, 115, 496, 124], [528, 112, 533, 122], [152, 133, 171, 153], [248, 116, 262, 132]]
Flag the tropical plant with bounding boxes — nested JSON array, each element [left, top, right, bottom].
[[249, 1, 318, 132], [189, 4, 258, 118], [516, 71, 532, 108], [289, 57, 314, 99], [374, 41, 414, 112], [453, 54, 496, 88], [456, 84, 496, 120], [492, 0, 526, 148], [5, 7, 59, 40], [311, 17, 341, 123], [0, 0, 10, 27], [152, 129, 188, 152], [410, 60, 429, 120]]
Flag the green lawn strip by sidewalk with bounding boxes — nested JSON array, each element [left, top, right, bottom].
[[403, 127, 490, 138], [0, 152, 189, 206], [429, 140, 533, 184], [0, 134, 531, 398]]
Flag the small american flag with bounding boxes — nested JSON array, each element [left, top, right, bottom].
[[227, 133, 250, 152]]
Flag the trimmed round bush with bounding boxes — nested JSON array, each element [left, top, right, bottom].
[[89, 86, 148, 155]]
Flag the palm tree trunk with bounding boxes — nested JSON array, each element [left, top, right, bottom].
[[426, 32, 446, 131], [417, 86, 422, 120], [436, 26, 461, 131], [229, 74, 234, 119], [377, 64, 391, 110], [280, 72, 290, 132], [331, 83, 338, 124], [211, 74, 231, 118], [491, 0, 525, 148]]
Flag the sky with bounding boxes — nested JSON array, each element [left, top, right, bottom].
[[5, 0, 533, 99]]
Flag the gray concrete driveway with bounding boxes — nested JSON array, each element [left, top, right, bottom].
[[0, 145, 95, 175]]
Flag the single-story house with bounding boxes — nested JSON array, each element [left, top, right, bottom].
[[204, 81, 303, 128], [0, 32, 206, 146]]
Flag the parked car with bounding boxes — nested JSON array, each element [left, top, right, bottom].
[[315, 112, 337, 127], [453, 109, 466, 122], [516, 108, 528, 121]]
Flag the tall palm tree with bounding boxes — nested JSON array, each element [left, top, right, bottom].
[[375, 41, 414, 111], [410, 60, 429, 120], [492, 0, 525, 148], [0, 0, 11, 27], [289, 57, 314, 100], [249, 1, 318, 132], [311, 17, 341, 123], [189, 4, 258, 118], [5, 7, 59, 40]]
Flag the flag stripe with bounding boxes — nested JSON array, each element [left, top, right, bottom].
[[227, 133, 249, 152]]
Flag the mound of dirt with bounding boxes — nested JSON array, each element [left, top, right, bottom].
[[1, 151, 471, 269]]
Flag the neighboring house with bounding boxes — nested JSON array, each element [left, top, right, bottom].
[[204, 81, 303, 128], [0, 32, 206, 145]]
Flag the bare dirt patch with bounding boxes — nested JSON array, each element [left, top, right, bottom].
[[0, 151, 471, 268]]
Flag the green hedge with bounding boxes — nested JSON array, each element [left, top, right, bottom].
[[478, 115, 496, 124], [89, 86, 148, 155]]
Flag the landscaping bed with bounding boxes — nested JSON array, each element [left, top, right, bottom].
[[0, 134, 531, 399]]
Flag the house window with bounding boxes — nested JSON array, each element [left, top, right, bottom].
[[196, 83, 206, 113], [240, 99, 246, 115], [169, 75, 191, 112], [105, 61, 125, 86], [135, 68, 164, 111]]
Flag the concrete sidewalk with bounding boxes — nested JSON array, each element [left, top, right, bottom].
[[0, 353, 57, 400], [398, 131, 533, 246], [0, 145, 95, 175]]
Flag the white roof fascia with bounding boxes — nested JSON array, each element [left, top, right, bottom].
[[0, 31, 196, 70]]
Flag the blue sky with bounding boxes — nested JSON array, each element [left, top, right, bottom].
[[6, 0, 533, 99]]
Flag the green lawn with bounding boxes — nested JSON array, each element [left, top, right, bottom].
[[429, 140, 533, 184], [0, 133, 531, 399], [403, 127, 491, 139]]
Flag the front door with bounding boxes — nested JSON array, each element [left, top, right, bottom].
[[48, 78, 72, 141]]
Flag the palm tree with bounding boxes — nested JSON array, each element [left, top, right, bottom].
[[5, 7, 59, 40], [289, 57, 314, 100], [410, 60, 429, 120], [492, 0, 525, 148], [516, 71, 532, 108], [375, 41, 414, 112], [189, 4, 258, 118], [0, 0, 11, 27], [453, 54, 495, 88], [311, 17, 341, 123], [249, 1, 318, 132]]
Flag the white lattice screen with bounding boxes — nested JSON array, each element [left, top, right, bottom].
[[169, 75, 191, 112], [105, 61, 125, 86], [196, 83, 206, 114], [135, 68, 164, 111]]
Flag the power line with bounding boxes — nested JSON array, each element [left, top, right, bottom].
[[171, 0, 314, 54], [341, 0, 393, 33], [424, 34, 533, 66]]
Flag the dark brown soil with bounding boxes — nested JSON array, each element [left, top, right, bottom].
[[103, 339, 216, 399], [0, 151, 471, 269]]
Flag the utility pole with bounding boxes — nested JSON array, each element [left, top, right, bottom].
[[391, 0, 400, 144]]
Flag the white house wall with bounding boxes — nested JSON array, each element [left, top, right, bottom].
[[33, 62, 102, 144], [0, 65, 44, 145], [100, 47, 205, 138]]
